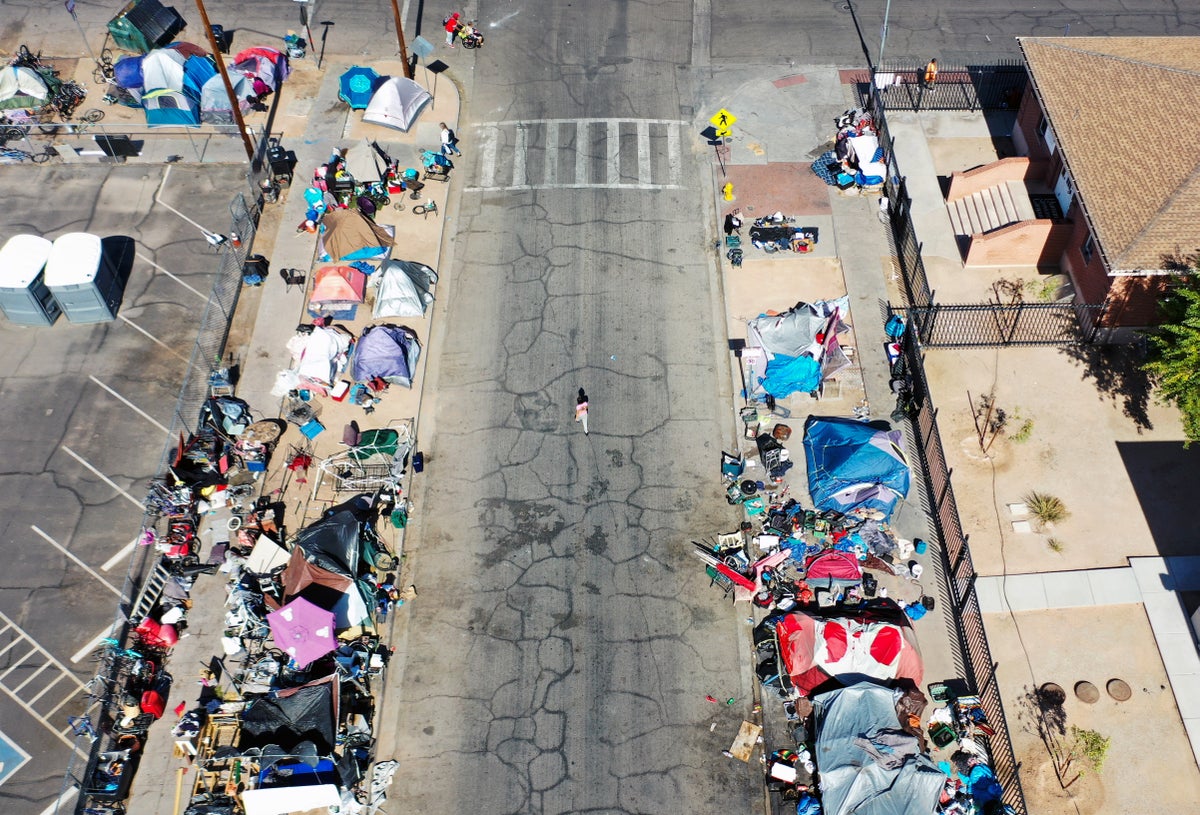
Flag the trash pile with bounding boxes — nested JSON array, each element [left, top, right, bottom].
[[810, 108, 888, 193], [73, 361, 416, 815], [699, 410, 1016, 814]]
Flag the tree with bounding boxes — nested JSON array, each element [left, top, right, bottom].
[[1144, 273, 1200, 444]]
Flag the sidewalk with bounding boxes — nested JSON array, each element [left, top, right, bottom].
[[124, 58, 459, 815]]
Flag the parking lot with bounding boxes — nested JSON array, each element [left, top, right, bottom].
[[0, 162, 251, 811]]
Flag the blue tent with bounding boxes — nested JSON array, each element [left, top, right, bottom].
[[803, 416, 910, 518], [182, 54, 217, 100], [142, 87, 200, 127], [338, 66, 382, 109]]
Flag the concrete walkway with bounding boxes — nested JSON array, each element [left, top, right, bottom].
[[977, 557, 1200, 764]]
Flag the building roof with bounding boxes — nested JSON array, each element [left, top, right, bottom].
[[1017, 37, 1200, 272]]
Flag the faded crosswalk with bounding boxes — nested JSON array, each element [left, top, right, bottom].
[[466, 118, 687, 192]]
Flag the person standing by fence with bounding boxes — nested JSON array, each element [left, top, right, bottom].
[[923, 58, 938, 89]]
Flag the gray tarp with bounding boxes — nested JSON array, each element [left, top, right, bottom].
[[373, 259, 437, 318], [747, 297, 850, 358], [240, 675, 339, 753], [812, 683, 946, 815]]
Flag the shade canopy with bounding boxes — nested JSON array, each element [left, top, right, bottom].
[[267, 597, 337, 668], [339, 65, 382, 109]]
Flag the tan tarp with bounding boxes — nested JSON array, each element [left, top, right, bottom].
[[319, 209, 394, 261]]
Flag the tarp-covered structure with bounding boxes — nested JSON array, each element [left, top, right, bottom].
[[279, 548, 374, 631], [240, 674, 340, 753], [0, 66, 49, 110], [351, 324, 420, 388], [287, 324, 353, 389], [318, 209, 395, 262], [803, 415, 910, 518], [812, 682, 946, 815], [373, 259, 437, 318], [363, 77, 431, 132], [746, 299, 853, 400], [775, 606, 923, 697]]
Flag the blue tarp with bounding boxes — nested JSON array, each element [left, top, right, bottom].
[[803, 416, 910, 518], [760, 354, 822, 399]]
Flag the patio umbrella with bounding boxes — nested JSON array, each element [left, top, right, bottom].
[[338, 66, 381, 110], [267, 597, 337, 668]]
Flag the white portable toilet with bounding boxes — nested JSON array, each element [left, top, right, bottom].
[[44, 233, 124, 323], [0, 234, 61, 325]]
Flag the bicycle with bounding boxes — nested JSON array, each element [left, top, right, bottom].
[[91, 638, 143, 664], [68, 714, 99, 743], [0, 145, 56, 164], [92, 48, 115, 85]]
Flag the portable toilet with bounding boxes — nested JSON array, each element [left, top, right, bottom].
[[0, 235, 61, 326], [44, 233, 125, 323]]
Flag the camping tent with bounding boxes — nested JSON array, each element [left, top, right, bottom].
[[318, 209, 394, 261], [811, 682, 946, 815], [0, 66, 49, 110], [141, 87, 200, 127], [280, 548, 374, 631], [140, 47, 187, 93], [309, 266, 367, 308], [775, 607, 923, 697], [804, 550, 863, 591], [373, 259, 437, 318], [293, 510, 363, 579], [232, 46, 290, 91], [803, 415, 910, 518], [200, 70, 255, 123], [363, 77, 431, 132], [351, 324, 420, 388]]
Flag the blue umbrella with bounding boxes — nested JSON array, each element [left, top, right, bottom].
[[339, 66, 382, 109]]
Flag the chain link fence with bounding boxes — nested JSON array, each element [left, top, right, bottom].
[[56, 189, 259, 815]]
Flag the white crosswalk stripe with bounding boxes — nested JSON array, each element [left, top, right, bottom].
[[465, 118, 688, 192]]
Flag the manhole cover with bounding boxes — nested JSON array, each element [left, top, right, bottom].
[[1074, 680, 1100, 703], [1038, 682, 1066, 706], [1107, 678, 1132, 702]]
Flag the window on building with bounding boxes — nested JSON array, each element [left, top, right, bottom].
[[1081, 233, 1094, 265], [1037, 114, 1057, 153]]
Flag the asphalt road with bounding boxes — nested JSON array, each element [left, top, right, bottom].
[[0, 164, 251, 811]]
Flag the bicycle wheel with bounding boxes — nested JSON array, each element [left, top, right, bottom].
[[32, 147, 54, 164], [37, 121, 60, 134]]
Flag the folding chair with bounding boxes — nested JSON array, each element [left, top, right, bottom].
[[279, 268, 306, 293]]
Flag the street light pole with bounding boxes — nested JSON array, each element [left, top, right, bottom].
[[879, 0, 893, 68], [388, 0, 413, 79]]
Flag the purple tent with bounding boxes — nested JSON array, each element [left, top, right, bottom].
[[267, 597, 337, 668], [351, 324, 420, 388]]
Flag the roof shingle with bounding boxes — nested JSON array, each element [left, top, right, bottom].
[[1017, 37, 1200, 272]]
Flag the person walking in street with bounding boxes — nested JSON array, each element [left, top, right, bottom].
[[440, 122, 462, 157], [444, 13, 462, 47], [923, 58, 938, 89], [575, 388, 589, 435]]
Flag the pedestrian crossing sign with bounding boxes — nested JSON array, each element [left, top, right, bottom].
[[710, 108, 737, 137]]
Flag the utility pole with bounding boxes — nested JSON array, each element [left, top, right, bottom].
[[388, 0, 413, 79], [193, 0, 255, 161]]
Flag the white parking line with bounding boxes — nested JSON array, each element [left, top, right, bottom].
[[70, 627, 115, 665], [135, 251, 207, 301], [88, 376, 170, 434], [36, 785, 77, 815], [118, 314, 190, 362], [59, 446, 144, 509], [30, 526, 123, 598], [101, 536, 140, 572]]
